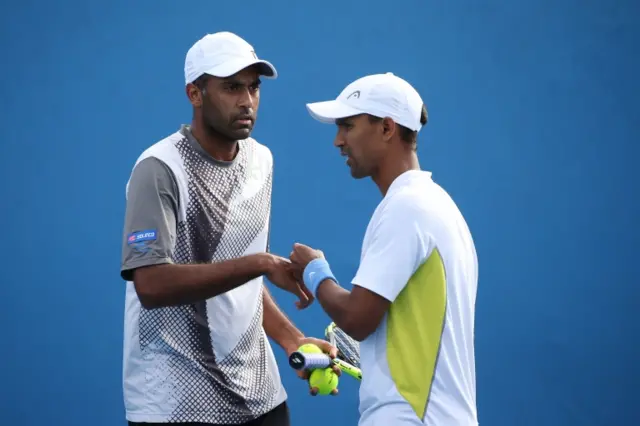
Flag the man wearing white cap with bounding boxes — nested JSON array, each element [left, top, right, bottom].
[[119, 31, 338, 426], [289, 73, 479, 425]]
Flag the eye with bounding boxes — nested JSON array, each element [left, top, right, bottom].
[[225, 83, 242, 92], [249, 82, 261, 93]]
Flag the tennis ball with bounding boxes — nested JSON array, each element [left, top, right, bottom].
[[309, 367, 339, 395], [297, 343, 323, 354]]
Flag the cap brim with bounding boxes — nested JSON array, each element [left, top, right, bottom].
[[306, 100, 363, 124], [205, 58, 278, 79]]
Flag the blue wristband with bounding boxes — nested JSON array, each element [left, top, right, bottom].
[[303, 258, 337, 297]]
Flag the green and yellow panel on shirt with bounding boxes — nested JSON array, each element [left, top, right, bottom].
[[386, 248, 447, 420]]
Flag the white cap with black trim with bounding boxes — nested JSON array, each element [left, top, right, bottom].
[[306, 72, 425, 132], [184, 31, 278, 85]]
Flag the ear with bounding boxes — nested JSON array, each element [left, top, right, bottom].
[[381, 117, 397, 142], [186, 83, 203, 108]]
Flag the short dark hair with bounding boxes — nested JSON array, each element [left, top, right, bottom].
[[367, 104, 428, 151], [192, 74, 212, 91]]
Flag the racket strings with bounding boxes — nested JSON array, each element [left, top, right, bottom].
[[330, 326, 361, 369]]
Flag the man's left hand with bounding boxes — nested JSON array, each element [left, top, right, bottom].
[[289, 243, 325, 272], [265, 254, 314, 309]]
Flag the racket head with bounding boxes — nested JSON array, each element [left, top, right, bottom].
[[325, 322, 361, 369]]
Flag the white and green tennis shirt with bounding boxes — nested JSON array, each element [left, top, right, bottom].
[[352, 170, 479, 426]]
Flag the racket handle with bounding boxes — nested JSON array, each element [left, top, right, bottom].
[[288, 351, 332, 370]]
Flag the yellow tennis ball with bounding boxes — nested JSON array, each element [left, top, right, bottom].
[[309, 367, 339, 395], [298, 343, 323, 354]]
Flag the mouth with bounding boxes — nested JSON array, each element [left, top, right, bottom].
[[234, 116, 254, 127], [340, 151, 352, 166]]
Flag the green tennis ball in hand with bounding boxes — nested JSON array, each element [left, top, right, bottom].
[[298, 343, 323, 354], [309, 367, 339, 396]]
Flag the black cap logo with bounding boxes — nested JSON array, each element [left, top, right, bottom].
[[347, 90, 360, 100]]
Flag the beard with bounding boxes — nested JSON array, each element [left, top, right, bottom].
[[202, 101, 254, 143]]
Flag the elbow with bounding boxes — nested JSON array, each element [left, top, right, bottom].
[[340, 316, 377, 342], [133, 268, 165, 309], [349, 328, 375, 343], [333, 288, 389, 342], [135, 281, 163, 310], [137, 291, 163, 310]]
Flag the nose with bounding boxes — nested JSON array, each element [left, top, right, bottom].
[[237, 88, 255, 109], [334, 134, 345, 148]]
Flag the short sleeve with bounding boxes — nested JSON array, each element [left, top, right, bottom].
[[351, 198, 432, 302], [120, 157, 179, 281]]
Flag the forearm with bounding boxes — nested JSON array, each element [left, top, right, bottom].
[[316, 279, 354, 334], [262, 286, 304, 353], [133, 253, 272, 309]]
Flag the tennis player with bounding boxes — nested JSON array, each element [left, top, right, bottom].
[[120, 31, 337, 426], [289, 72, 479, 425]]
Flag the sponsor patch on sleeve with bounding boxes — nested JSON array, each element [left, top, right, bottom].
[[127, 229, 157, 252]]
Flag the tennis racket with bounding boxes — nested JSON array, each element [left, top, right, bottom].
[[288, 322, 362, 381]]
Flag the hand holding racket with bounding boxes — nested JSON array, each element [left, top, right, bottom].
[[287, 246, 362, 382], [288, 337, 342, 376], [288, 322, 362, 382]]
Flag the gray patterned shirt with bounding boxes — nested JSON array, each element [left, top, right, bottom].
[[120, 125, 286, 424]]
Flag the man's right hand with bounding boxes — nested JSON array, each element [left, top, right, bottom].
[[264, 254, 314, 309]]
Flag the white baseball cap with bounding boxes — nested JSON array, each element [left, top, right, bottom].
[[184, 31, 278, 85], [306, 72, 425, 132]]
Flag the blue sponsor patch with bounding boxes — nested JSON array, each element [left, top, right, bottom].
[[128, 230, 157, 253], [127, 229, 157, 245]]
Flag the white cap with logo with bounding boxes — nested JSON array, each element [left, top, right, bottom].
[[184, 31, 278, 85], [306, 72, 425, 132]]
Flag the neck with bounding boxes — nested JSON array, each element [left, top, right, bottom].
[[190, 119, 238, 162], [372, 151, 420, 196]]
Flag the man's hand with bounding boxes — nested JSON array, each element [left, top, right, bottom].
[[289, 243, 325, 273], [265, 254, 314, 309], [286, 336, 342, 396]]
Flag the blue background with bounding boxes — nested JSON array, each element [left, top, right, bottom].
[[1, 1, 638, 425]]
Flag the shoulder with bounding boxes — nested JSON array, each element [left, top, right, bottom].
[[243, 136, 274, 167], [378, 189, 424, 223], [126, 131, 183, 192], [127, 157, 178, 202], [386, 172, 445, 219], [367, 184, 437, 245], [131, 156, 174, 180], [134, 130, 184, 167]]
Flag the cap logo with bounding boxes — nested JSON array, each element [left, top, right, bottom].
[[347, 90, 360, 100], [250, 50, 258, 59]]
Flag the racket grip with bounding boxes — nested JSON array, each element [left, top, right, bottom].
[[288, 351, 332, 370]]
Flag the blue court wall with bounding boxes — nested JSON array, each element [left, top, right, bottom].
[[1, 1, 638, 425]]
